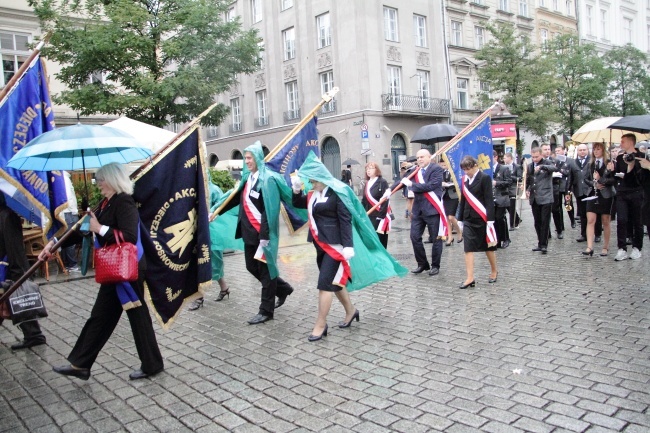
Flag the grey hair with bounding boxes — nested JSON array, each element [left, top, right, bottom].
[[95, 162, 133, 195]]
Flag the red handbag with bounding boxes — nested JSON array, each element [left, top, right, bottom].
[[94, 230, 139, 284]]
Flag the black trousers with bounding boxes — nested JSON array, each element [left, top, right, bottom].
[[576, 195, 588, 238], [551, 192, 565, 234], [410, 213, 443, 269], [508, 197, 521, 227], [495, 206, 509, 243], [565, 194, 576, 225], [532, 202, 552, 248], [68, 281, 163, 373], [244, 244, 293, 316], [19, 320, 46, 344], [616, 191, 644, 250]]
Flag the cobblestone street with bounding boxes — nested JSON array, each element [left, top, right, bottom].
[[1, 197, 649, 432]]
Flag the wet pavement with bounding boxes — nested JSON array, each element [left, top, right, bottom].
[[1, 197, 649, 432]]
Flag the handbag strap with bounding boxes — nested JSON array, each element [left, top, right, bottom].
[[113, 230, 123, 246]]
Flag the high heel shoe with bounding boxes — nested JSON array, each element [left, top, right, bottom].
[[458, 280, 476, 289], [600, 249, 609, 257], [581, 248, 594, 256], [187, 297, 204, 311], [215, 288, 230, 302], [445, 238, 455, 247], [488, 272, 498, 284], [339, 310, 360, 328], [308, 324, 328, 342], [457, 237, 463, 244]]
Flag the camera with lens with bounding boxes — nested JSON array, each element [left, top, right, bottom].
[[623, 153, 636, 163]]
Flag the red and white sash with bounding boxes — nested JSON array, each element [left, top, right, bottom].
[[415, 169, 449, 238], [364, 179, 392, 234], [462, 175, 498, 244], [307, 191, 351, 287], [242, 175, 266, 262]]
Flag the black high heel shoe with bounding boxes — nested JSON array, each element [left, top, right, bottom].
[[458, 280, 476, 289], [339, 310, 360, 328], [581, 248, 594, 256], [308, 324, 328, 342], [445, 238, 454, 247], [215, 288, 230, 302], [187, 297, 204, 311], [488, 272, 498, 284]]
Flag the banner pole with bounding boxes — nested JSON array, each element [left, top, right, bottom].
[[0, 34, 50, 105]]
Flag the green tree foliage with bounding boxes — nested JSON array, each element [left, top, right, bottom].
[[475, 23, 557, 139], [208, 168, 236, 191], [603, 44, 650, 116], [542, 35, 611, 136], [29, 0, 262, 127]]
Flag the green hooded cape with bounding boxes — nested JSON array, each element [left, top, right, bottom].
[[296, 151, 407, 291]]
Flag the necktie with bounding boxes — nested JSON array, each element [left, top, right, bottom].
[[421, 168, 426, 176], [596, 160, 601, 169]]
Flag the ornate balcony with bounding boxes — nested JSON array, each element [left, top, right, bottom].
[[381, 94, 451, 118], [283, 109, 301, 123]]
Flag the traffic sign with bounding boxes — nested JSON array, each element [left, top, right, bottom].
[[361, 124, 369, 131], [361, 130, 369, 139]]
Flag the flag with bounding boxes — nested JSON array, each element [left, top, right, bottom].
[[132, 128, 212, 329], [0, 56, 67, 238], [265, 116, 319, 233], [441, 111, 493, 196]]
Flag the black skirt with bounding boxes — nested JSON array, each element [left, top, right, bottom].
[[443, 197, 459, 217], [585, 196, 613, 215], [463, 222, 497, 253]]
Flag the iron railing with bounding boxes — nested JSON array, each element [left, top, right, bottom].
[[318, 99, 337, 117], [283, 109, 301, 123], [254, 117, 270, 128], [381, 94, 451, 117]]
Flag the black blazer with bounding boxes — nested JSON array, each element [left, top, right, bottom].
[[361, 177, 389, 219], [571, 156, 592, 197], [442, 170, 458, 200], [410, 163, 444, 217], [458, 170, 495, 224], [492, 163, 512, 207], [221, 177, 269, 244], [293, 188, 353, 247], [586, 159, 616, 199], [527, 158, 557, 205]]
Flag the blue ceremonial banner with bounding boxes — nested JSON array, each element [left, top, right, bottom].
[[266, 116, 319, 233], [132, 128, 212, 329], [0, 56, 67, 238], [442, 113, 493, 196]]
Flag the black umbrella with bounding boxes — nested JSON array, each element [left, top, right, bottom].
[[608, 115, 650, 134], [342, 158, 360, 165], [411, 123, 460, 145]]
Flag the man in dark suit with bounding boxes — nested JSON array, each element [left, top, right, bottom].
[[527, 147, 557, 254], [503, 152, 521, 230], [571, 143, 594, 242], [492, 152, 512, 248], [399, 149, 444, 276], [555, 145, 576, 229], [542, 144, 570, 239]]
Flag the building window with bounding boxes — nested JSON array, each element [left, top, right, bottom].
[[281, 0, 293, 11], [472, 0, 484, 4], [623, 18, 633, 44], [413, 14, 427, 47], [540, 29, 548, 46], [539, 0, 545, 6], [475, 26, 485, 49], [456, 78, 468, 109], [384, 7, 399, 42], [251, 0, 262, 23], [451, 21, 463, 46], [600, 9, 607, 39], [316, 13, 331, 49], [230, 98, 241, 132], [225, 7, 235, 22], [283, 27, 295, 60], [480, 81, 490, 92], [499, 0, 509, 12], [416, 70, 430, 109], [256, 90, 268, 126], [387, 65, 402, 108], [0, 32, 30, 88], [586, 5, 593, 35], [565, 0, 572, 15], [553, 0, 559, 11], [519, 0, 528, 17], [207, 126, 219, 138], [286, 81, 299, 119], [88, 71, 106, 84], [320, 70, 335, 112]]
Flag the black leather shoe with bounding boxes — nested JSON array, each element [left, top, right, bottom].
[[571, 222, 576, 229], [129, 367, 164, 380], [594, 236, 601, 243], [308, 324, 328, 342], [557, 232, 564, 239], [248, 313, 272, 325], [501, 240, 510, 249], [275, 288, 294, 308], [532, 246, 542, 252], [509, 227, 516, 231], [458, 280, 476, 289], [53, 365, 90, 381], [11, 339, 46, 351], [428, 268, 439, 276], [541, 247, 548, 254], [411, 265, 430, 274], [576, 237, 587, 242]]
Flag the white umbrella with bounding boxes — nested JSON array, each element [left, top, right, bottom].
[[104, 117, 176, 153], [571, 117, 649, 143]]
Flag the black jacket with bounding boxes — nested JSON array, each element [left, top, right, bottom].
[[292, 188, 353, 247]]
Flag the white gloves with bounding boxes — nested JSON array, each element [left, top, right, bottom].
[[291, 176, 304, 193], [400, 177, 412, 187], [342, 247, 355, 260], [259, 239, 269, 248], [382, 189, 392, 200], [457, 221, 464, 232]]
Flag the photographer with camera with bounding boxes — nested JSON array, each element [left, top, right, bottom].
[[613, 134, 645, 261]]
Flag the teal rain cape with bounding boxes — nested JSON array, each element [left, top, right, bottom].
[[296, 151, 407, 291]]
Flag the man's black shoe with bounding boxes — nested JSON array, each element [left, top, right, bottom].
[[541, 247, 548, 254], [594, 236, 601, 243], [248, 314, 272, 325], [275, 288, 294, 308], [576, 237, 587, 242], [428, 268, 439, 276], [509, 227, 516, 231], [411, 265, 430, 274], [626, 238, 632, 245], [532, 246, 542, 252], [11, 339, 46, 351], [129, 367, 164, 380], [501, 240, 511, 248], [571, 222, 576, 229], [53, 365, 90, 381], [557, 232, 564, 239]]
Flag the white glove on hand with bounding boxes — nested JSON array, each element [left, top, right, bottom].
[[259, 239, 270, 248], [400, 177, 412, 187], [291, 176, 304, 193], [342, 247, 355, 260], [457, 221, 464, 232], [382, 189, 392, 200]]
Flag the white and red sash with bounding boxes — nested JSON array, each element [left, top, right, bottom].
[[415, 169, 449, 238], [364, 179, 392, 234], [307, 190, 351, 287], [242, 175, 266, 262], [463, 175, 498, 244]]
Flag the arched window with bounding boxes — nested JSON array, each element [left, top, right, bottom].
[[321, 137, 341, 177], [390, 134, 407, 180], [208, 153, 219, 167], [262, 146, 270, 156], [232, 150, 243, 160]]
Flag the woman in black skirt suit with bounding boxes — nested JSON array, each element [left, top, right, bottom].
[[41, 162, 164, 381], [440, 160, 463, 246], [456, 156, 498, 289], [361, 162, 391, 248], [582, 141, 616, 257]]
